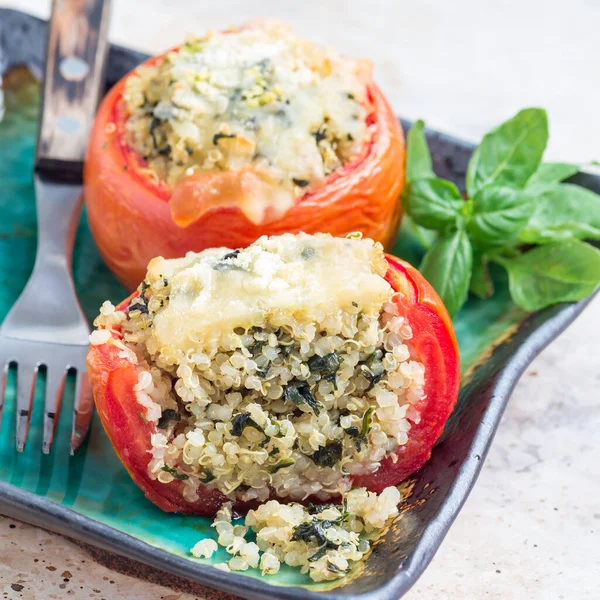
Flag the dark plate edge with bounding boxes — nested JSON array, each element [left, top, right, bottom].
[[385, 292, 597, 598], [1, 292, 595, 600]]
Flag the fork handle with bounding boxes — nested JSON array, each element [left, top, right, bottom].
[[35, 0, 111, 183]]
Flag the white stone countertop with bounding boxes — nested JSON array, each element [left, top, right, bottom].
[[1, 1, 599, 598]]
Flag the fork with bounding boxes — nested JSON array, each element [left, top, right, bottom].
[[0, 0, 111, 454]]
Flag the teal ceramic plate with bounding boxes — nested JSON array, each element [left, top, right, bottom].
[[0, 9, 598, 600]]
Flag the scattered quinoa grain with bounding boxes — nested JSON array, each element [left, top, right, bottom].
[[191, 485, 400, 581], [190, 538, 218, 559], [89, 329, 111, 346]]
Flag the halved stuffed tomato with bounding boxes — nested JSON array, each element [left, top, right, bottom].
[[84, 21, 405, 290], [87, 233, 459, 515]]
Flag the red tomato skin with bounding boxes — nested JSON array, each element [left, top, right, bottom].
[[87, 339, 232, 514], [84, 52, 405, 291], [87, 256, 459, 514], [351, 257, 460, 491]]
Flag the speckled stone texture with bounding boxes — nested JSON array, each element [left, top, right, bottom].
[[1, 1, 599, 599]]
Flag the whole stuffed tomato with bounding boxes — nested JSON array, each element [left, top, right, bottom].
[[84, 21, 405, 290], [87, 233, 459, 515]]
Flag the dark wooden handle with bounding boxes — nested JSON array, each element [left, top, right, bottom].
[[35, 0, 111, 182]]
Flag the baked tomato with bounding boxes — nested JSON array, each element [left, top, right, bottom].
[[87, 252, 459, 515], [84, 25, 405, 291]]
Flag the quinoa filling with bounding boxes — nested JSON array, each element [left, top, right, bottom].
[[191, 486, 401, 581], [122, 21, 371, 222], [91, 233, 425, 504]]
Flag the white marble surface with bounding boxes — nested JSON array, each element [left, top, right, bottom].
[[1, 1, 599, 598]]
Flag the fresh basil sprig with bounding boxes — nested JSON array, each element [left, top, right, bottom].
[[526, 162, 579, 187], [493, 240, 600, 312], [519, 184, 600, 243], [420, 228, 473, 316], [466, 108, 548, 196], [403, 108, 600, 316]]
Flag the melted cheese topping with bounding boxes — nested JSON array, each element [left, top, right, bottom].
[[123, 21, 371, 224], [144, 233, 392, 356]]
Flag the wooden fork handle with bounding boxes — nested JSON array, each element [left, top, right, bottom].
[[35, 0, 111, 182]]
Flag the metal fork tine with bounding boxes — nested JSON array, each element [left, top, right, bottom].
[[42, 366, 67, 454], [71, 369, 93, 455], [16, 362, 39, 451], [0, 361, 9, 430]]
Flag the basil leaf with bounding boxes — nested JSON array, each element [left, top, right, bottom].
[[199, 469, 216, 484], [292, 519, 328, 545], [496, 240, 600, 312], [408, 178, 464, 231], [403, 216, 438, 250], [284, 380, 321, 415], [360, 406, 376, 439], [310, 442, 343, 468], [326, 561, 348, 575], [157, 409, 181, 429], [308, 352, 341, 378], [519, 183, 600, 244], [466, 108, 548, 196], [269, 458, 295, 474], [527, 162, 579, 187], [420, 228, 473, 316], [231, 412, 263, 436], [161, 466, 189, 481], [469, 186, 535, 245], [470, 254, 494, 299], [406, 120, 434, 183]]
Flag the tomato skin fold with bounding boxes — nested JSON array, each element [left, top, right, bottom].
[[84, 51, 405, 291], [87, 257, 459, 515]]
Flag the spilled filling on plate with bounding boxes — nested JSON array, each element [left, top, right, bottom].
[[191, 486, 401, 581], [91, 233, 425, 508], [122, 21, 371, 222]]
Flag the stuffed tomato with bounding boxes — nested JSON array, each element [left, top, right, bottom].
[[87, 233, 459, 515], [84, 21, 405, 290]]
